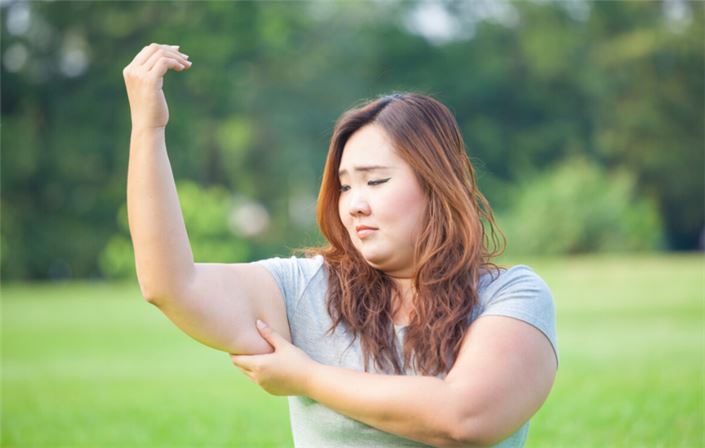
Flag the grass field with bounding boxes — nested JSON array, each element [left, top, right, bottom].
[[2, 254, 703, 447]]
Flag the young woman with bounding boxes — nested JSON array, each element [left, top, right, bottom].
[[124, 43, 558, 448]]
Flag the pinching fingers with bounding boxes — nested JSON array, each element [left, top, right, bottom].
[[231, 354, 257, 371]]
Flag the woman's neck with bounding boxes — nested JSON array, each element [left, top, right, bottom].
[[390, 277, 416, 326]]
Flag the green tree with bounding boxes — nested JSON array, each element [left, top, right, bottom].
[[1, 1, 701, 280]]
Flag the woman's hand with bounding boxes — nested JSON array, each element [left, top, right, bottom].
[[122, 43, 192, 131], [231, 320, 318, 397]]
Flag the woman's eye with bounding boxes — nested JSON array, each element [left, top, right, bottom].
[[339, 178, 389, 192], [368, 178, 391, 186]]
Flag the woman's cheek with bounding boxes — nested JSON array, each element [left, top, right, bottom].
[[387, 185, 425, 227]]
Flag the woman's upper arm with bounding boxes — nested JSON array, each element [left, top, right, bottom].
[[149, 262, 291, 355], [444, 315, 558, 446]]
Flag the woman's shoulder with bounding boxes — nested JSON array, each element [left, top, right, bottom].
[[479, 264, 548, 292], [251, 255, 327, 314], [475, 263, 559, 365], [253, 254, 325, 280], [476, 263, 554, 314]]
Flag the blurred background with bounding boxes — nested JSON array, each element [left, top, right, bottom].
[[2, 0, 703, 447], [1, 0, 703, 281]]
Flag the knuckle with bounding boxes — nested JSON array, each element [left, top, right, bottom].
[[124, 68, 137, 79]]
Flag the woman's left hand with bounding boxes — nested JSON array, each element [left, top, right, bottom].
[[230, 320, 317, 397]]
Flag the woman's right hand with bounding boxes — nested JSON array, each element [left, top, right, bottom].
[[122, 43, 192, 131]]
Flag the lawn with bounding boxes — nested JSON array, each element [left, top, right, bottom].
[[2, 254, 703, 447]]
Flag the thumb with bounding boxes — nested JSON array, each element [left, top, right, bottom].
[[256, 319, 280, 345]]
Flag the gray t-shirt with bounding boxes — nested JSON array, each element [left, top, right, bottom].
[[253, 255, 559, 447]]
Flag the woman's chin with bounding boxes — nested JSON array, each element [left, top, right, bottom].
[[358, 249, 382, 265], [359, 251, 414, 277], [360, 252, 392, 270]]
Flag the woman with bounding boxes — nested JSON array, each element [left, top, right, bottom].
[[124, 44, 558, 448]]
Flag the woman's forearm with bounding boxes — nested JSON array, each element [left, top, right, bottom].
[[305, 363, 465, 447], [127, 127, 195, 302]]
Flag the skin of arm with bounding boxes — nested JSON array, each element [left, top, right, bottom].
[[232, 317, 557, 448], [124, 44, 196, 302], [127, 127, 196, 301], [306, 363, 465, 447], [124, 45, 289, 356]]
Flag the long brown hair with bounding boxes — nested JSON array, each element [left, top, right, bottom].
[[302, 93, 506, 376]]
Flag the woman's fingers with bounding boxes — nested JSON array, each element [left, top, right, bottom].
[[143, 46, 190, 72], [132, 43, 181, 67], [148, 57, 189, 78], [235, 365, 256, 382], [122, 43, 190, 130], [239, 366, 254, 376], [231, 355, 253, 372], [132, 43, 164, 66]]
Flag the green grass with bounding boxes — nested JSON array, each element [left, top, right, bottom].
[[2, 282, 292, 447], [2, 254, 703, 447], [514, 254, 704, 447]]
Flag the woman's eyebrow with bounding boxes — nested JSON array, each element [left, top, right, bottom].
[[338, 165, 393, 177]]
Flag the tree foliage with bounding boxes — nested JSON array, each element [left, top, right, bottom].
[[498, 155, 664, 255], [1, 0, 702, 280]]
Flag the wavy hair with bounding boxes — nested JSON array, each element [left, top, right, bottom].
[[302, 93, 506, 376]]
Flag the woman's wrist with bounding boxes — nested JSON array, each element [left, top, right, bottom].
[[131, 125, 166, 137], [302, 360, 325, 397]]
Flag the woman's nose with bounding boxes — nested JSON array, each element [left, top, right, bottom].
[[348, 194, 371, 216]]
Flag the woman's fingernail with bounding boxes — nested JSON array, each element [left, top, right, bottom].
[[256, 319, 267, 329]]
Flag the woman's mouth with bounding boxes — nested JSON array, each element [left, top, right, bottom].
[[355, 225, 378, 239]]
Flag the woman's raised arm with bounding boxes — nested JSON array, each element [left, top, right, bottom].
[[124, 43, 193, 301], [123, 44, 289, 355]]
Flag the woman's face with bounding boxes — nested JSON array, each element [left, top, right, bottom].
[[337, 124, 428, 277]]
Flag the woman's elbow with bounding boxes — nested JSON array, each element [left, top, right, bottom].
[[444, 433, 499, 448], [137, 278, 166, 305], [135, 270, 190, 306], [438, 434, 489, 448], [446, 417, 504, 448]]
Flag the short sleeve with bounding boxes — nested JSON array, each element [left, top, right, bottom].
[[251, 255, 324, 324], [480, 265, 559, 367]]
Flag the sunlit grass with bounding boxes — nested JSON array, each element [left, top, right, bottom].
[[517, 253, 704, 447], [2, 254, 703, 447], [2, 282, 292, 447]]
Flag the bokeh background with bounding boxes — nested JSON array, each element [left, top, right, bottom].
[[2, 0, 703, 446]]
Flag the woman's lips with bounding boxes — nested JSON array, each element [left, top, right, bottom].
[[355, 226, 378, 239], [356, 228, 376, 238]]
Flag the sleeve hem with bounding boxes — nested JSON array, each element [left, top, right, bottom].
[[479, 311, 560, 368]]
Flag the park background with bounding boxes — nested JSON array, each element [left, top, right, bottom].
[[1, 0, 703, 446]]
